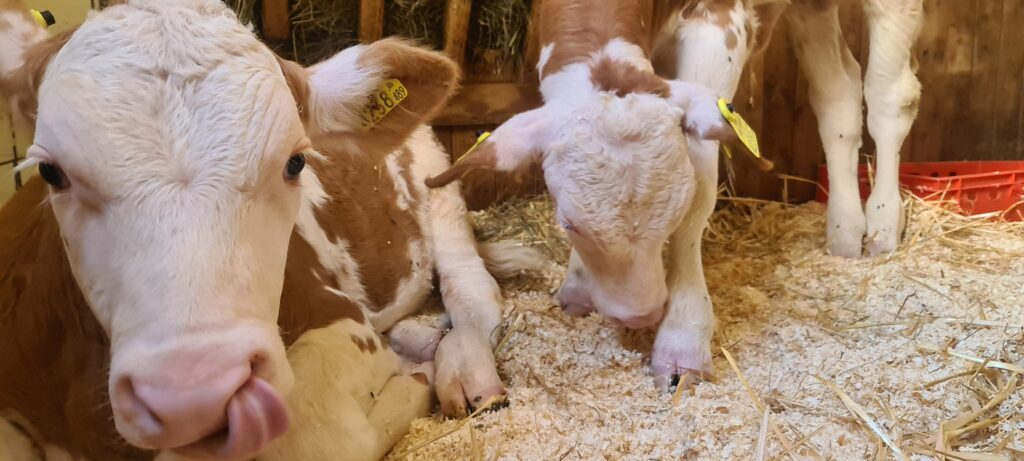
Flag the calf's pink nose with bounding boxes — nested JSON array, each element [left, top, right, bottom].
[[114, 355, 289, 459]]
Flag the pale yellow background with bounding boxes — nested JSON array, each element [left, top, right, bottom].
[[0, 0, 94, 205]]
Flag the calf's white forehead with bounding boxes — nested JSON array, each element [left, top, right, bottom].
[[35, 0, 298, 199], [545, 94, 694, 242]]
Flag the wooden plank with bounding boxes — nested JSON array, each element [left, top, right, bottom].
[[966, 0, 1003, 160], [750, 17, 799, 201], [443, 0, 472, 66], [909, 0, 976, 162], [434, 82, 542, 126], [359, 0, 385, 42], [991, 0, 1024, 159], [522, 0, 545, 81], [261, 0, 290, 41]]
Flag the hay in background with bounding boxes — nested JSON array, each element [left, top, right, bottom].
[[391, 192, 1024, 460], [466, 0, 532, 79], [286, 0, 359, 66], [383, 0, 445, 50]]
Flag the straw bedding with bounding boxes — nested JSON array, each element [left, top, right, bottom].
[[387, 195, 1024, 460]]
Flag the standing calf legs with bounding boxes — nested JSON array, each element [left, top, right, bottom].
[[862, 0, 923, 255]]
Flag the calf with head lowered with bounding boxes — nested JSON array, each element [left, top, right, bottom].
[[428, 0, 740, 388], [0, 1, 519, 459]]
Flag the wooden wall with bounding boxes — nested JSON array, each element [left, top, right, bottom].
[[732, 0, 1024, 203], [421, 0, 1024, 207]]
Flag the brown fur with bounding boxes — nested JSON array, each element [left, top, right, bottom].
[[538, 0, 652, 78], [590, 56, 671, 98], [0, 180, 153, 461], [275, 56, 311, 123], [307, 148, 423, 310], [423, 142, 497, 188]]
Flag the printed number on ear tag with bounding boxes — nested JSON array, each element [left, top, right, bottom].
[[360, 79, 409, 131], [717, 98, 761, 159]]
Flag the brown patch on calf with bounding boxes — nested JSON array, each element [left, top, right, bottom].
[[424, 142, 497, 188], [0, 179, 152, 461], [681, 0, 738, 26], [275, 56, 311, 123], [590, 57, 670, 98], [538, 0, 653, 78], [410, 373, 429, 385], [278, 230, 367, 346], [751, 1, 787, 54], [306, 147, 423, 310]]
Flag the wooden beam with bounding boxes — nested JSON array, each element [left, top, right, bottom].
[[433, 83, 542, 126], [443, 0, 472, 65], [262, 0, 290, 41], [359, 0, 385, 42]]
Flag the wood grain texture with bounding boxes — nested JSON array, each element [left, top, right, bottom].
[[359, 0, 384, 42], [261, 0, 290, 41], [443, 0, 472, 65]]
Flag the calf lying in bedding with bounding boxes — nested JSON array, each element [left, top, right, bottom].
[[0, 0, 526, 459]]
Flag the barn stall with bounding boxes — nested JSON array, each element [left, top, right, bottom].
[[1, 0, 1023, 460]]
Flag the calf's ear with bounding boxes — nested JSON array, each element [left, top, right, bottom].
[[286, 38, 460, 154], [425, 106, 554, 188], [0, 0, 72, 121], [665, 80, 737, 142]]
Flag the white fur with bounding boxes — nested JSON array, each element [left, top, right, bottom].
[[308, 45, 380, 134]]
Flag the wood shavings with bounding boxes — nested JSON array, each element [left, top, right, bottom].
[[387, 196, 1024, 460]]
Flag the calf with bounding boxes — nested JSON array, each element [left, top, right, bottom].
[[430, 0, 922, 391], [427, 0, 737, 387], [0, 0, 511, 459], [643, 0, 920, 386]]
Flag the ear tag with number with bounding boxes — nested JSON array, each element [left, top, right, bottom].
[[717, 98, 761, 159], [360, 79, 409, 131]]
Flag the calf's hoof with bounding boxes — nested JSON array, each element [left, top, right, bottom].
[[651, 329, 714, 394], [434, 328, 507, 417]]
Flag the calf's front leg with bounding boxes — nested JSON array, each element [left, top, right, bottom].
[[653, 139, 718, 392]]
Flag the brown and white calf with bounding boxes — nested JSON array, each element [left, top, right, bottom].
[[0, 0, 512, 459], [428, 0, 738, 388], [639, 0, 921, 385], [431, 0, 922, 390]]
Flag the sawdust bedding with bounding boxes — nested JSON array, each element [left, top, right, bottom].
[[387, 195, 1024, 461]]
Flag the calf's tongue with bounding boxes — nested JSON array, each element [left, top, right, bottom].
[[172, 377, 289, 460]]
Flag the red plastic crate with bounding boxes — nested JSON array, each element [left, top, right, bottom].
[[815, 161, 1024, 221]]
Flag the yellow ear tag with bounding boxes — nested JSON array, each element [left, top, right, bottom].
[[454, 131, 491, 165], [360, 79, 409, 131], [717, 98, 761, 159], [30, 9, 56, 28]]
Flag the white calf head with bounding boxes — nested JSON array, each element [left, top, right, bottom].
[[428, 62, 733, 328], [1, 0, 457, 458]]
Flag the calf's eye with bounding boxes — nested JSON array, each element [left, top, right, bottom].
[[285, 153, 305, 180], [38, 162, 70, 190]]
